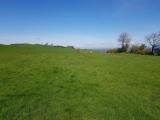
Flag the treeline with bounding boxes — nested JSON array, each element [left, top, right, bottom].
[[107, 32, 160, 55], [106, 44, 149, 55]]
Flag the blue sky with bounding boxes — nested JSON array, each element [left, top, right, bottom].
[[0, 0, 160, 49]]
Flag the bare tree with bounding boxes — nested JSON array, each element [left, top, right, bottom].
[[145, 32, 160, 55], [118, 32, 131, 52]]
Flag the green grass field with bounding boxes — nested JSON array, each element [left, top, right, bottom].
[[0, 44, 160, 120]]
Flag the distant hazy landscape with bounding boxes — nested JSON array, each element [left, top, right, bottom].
[[0, 44, 159, 120]]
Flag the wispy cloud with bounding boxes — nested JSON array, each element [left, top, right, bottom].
[[85, 41, 113, 46], [100, 41, 109, 45], [85, 42, 93, 45], [114, 0, 144, 16], [35, 38, 41, 40]]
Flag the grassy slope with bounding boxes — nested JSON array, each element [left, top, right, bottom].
[[0, 44, 160, 120]]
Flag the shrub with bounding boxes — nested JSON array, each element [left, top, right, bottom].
[[117, 48, 125, 53], [135, 50, 148, 55], [106, 49, 118, 53]]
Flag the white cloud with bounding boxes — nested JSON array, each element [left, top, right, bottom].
[[85, 42, 92, 45], [35, 38, 41, 40], [100, 41, 109, 45]]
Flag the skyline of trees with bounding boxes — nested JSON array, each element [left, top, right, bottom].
[[115, 31, 160, 55]]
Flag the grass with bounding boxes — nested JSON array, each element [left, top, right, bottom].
[[0, 44, 160, 120]]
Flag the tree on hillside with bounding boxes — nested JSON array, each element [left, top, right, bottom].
[[118, 32, 131, 52], [145, 32, 160, 55]]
